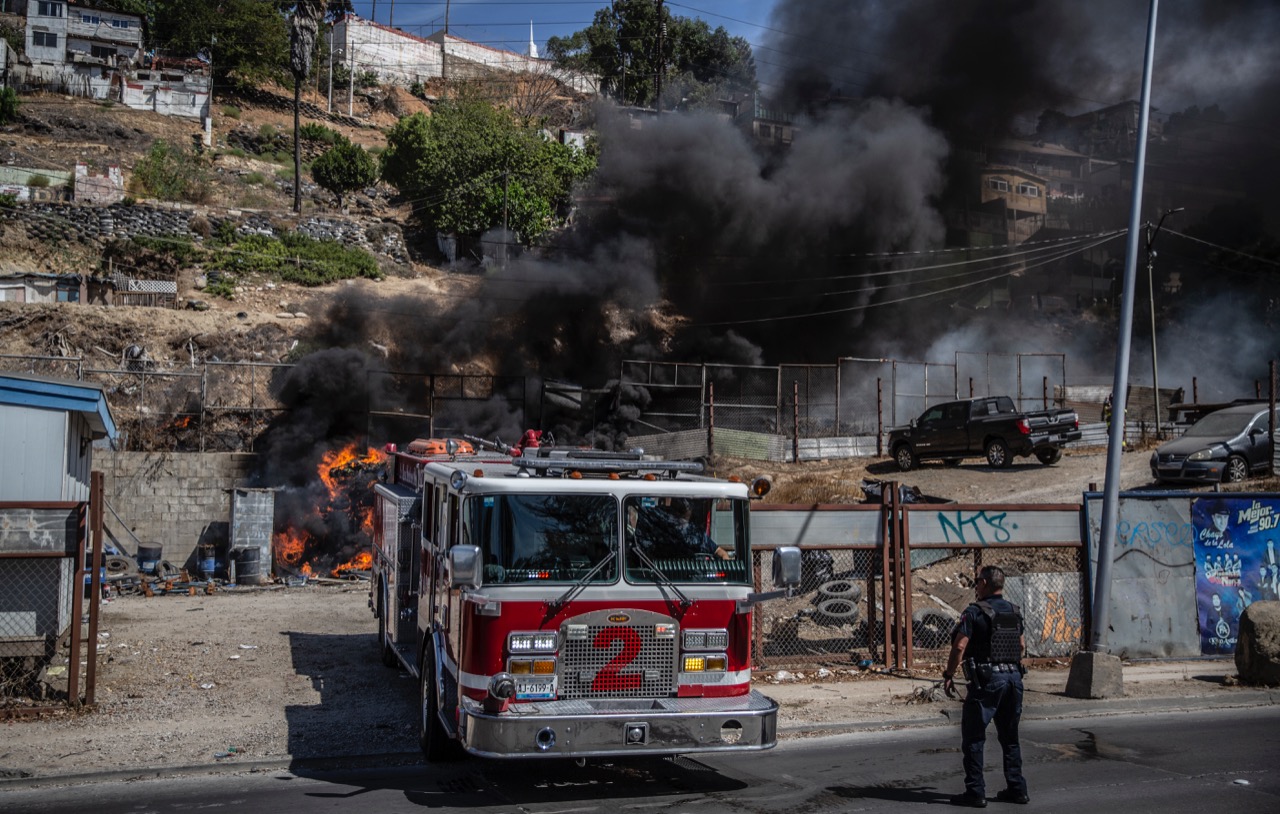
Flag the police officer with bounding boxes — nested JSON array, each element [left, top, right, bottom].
[[942, 565, 1029, 807]]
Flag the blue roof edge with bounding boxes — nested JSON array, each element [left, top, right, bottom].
[[0, 374, 118, 440]]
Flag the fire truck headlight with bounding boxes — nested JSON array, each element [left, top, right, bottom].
[[450, 470, 468, 490], [683, 656, 705, 672], [683, 629, 728, 649], [532, 659, 556, 675], [489, 672, 516, 700], [509, 631, 558, 653], [510, 659, 532, 675]]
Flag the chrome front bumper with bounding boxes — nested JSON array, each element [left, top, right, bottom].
[[459, 690, 779, 759]]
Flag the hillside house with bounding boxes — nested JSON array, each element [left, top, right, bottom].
[[979, 166, 1048, 244], [10, 0, 144, 99]]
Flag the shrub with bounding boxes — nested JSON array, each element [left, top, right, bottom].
[[409, 81, 425, 98], [258, 123, 278, 141], [129, 235, 208, 267], [208, 232, 382, 286], [205, 275, 237, 298], [357, 70, 380, 88], [0, 192, 16, 208], [213, 218, 240, 245], [130, 140, 210, 203], [27, 173, 49, 188], [189, 214, 213, 240], [299, 122, 344, 145], [0, 86, 17, 126], [243, 171, 267, 186], [222, 105, 242, 119]]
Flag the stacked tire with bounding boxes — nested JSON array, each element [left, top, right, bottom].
[[813, 579, 862, 627]]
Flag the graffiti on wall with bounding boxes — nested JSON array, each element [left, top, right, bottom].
[[935, 510, 1013, 545], [1192, 497, 1280, 655]]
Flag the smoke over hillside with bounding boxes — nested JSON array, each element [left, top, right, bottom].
[[765, 0, 1280, 142], [256, 0, 1279, 468]]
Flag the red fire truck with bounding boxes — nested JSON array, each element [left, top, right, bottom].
[[371, 439, 800, 761]]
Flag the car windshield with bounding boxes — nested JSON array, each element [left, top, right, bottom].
[[464, 494, 617, 585], [1184, 411, 1258, 438], [623, 496, 750, 584]]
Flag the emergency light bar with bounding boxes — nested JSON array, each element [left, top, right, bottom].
[[512, 455, 705, 478]]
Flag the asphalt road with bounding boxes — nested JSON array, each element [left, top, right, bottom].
[[5, 706, 1277, 813]]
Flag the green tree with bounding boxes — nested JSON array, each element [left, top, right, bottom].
[[153, 0, 289, 88], [545, 0, 755, 109], [0, 87, 19, 127], [380, 97, 596, 243], [311, 139, 377, 210]]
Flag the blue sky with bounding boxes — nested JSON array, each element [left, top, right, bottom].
[[348, 1, 778, 56]]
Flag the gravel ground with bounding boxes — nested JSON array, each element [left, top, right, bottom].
[[1, 582, 421, 781], [0, 447, 1255, 782]]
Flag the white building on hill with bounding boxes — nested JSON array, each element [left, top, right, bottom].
[[332, 14, 597, 96]]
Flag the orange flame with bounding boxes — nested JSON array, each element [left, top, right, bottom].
[[318, 444, 386, 495], [275, 528, 307, 566], [332, 550, 373, 577], [173, 416, 193, 429]]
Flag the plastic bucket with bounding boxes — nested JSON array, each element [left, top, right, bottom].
[[199, 551, 217, 579], [137, 543, 162, 574], [235, 547, 266, 585]]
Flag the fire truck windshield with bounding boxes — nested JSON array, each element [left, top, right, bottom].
[[464, 494, 619, 585], [624, 496, 750, 584]]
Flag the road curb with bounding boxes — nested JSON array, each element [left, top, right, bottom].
[[777, 687, 1280, 737]]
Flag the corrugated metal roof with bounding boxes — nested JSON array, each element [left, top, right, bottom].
[[0, 373, 117, 440]]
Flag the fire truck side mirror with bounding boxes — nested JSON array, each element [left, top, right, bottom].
[[448, 545, 483, 588], [772, 546, 802, 588]]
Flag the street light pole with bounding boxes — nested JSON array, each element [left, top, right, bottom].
[[1145, 206, 1183, 438]]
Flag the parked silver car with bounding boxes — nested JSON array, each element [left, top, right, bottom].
[[1150, 403, 1277, 484]]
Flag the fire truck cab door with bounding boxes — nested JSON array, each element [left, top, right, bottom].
[[421, 484, 446, 664], [442, 492, 464, 683]]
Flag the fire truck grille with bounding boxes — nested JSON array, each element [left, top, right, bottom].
[[560, 616, 677, 700]]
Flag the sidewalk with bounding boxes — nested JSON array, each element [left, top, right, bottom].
[[764, 659, 1279, 734]]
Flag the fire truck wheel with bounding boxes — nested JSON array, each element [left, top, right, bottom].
[[817, 579, 863, 602], [377, 589, 398, 668], [815, 597, 860, 626], [420, 650, 463, 762]]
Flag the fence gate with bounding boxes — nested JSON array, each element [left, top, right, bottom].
[[749, 496, 1086, 672]]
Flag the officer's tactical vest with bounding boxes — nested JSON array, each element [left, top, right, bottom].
[[975, 600, 1023, 664]]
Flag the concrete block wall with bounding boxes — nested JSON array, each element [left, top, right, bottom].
[[98, 451, 259, 568]]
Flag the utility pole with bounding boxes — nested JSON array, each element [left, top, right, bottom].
[[654, 0, 664, 114], [348, 19, 354, 118], [326, 23, 333, 113], [1068, 0, 1162, 701], [1145, 206, 1183, 438], [443, 0, 451, 81], [390, 0, 395, 28]]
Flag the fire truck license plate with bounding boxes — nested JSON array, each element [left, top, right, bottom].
[[515, 677, 557, 700]]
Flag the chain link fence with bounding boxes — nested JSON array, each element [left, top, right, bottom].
[[0, 502, 96, 714], [750, 544, 1085, 671], [0, 356, 530, 452]]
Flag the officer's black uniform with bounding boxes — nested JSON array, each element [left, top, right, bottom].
[[952, 593, 1027, 801]]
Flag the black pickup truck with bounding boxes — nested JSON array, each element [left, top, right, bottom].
[[888, 396, 1081, 470]]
